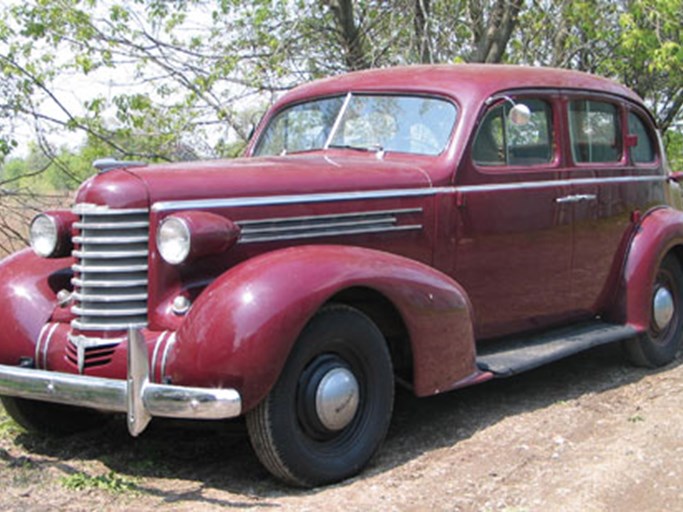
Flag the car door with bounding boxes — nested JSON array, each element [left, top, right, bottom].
[[565, 95, 667, 315], [452, 93, 574, 340]]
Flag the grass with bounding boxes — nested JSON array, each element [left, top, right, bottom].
[[60, 470, 138, 494]]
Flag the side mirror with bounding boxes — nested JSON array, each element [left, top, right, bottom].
[[509, 104, 531, 126]]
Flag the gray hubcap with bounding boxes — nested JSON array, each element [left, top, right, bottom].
[[653, 286, 675, 331], [315, 367, 360, 431]]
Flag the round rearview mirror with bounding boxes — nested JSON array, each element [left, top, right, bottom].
[[509, 103, 531, 126]]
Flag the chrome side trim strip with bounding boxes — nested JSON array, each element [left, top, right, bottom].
[[238, 207, 422, 226], [152, 175, 666, 213], [456, 175, 665, 193], [241, 224, 422, 244], [152, 187, 453, 212]]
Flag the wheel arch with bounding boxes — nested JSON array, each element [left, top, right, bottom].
[[168, 245, 478, 412], [606, 207, 683, 330]]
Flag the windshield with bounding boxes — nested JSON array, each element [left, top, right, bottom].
[[254, 94, 457, 157]]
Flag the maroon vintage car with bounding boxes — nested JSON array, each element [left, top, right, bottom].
[[0, 64, 681, 487]]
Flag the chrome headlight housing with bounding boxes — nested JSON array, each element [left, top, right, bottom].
[[157, 216, 191, 264], [30, 214, 59, 257]]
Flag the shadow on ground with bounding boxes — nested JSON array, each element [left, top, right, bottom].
[[9, 344, 681, 506]]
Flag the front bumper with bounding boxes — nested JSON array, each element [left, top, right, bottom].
[[0, 328, 241, 435]]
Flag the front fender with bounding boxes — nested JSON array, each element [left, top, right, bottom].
[[168, 245, 476, 411], [0, 249, 71, 365], [607, 207, 683, 330]]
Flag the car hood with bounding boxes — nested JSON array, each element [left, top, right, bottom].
[[75, 154, 433, 209]]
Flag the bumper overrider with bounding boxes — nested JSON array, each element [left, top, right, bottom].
[[0, 329, 241, 435]]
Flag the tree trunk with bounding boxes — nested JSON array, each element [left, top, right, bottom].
[[468, 0, 523, 63]]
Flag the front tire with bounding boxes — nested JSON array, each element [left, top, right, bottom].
[[624, 254, 683, 367], [246, 305, 394, 487], [1, 396, 108, 436]]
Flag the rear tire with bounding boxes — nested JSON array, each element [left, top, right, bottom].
[[1, 396, 108, 436], [246, 305, 394, 487], [624, 254, 683, 367]]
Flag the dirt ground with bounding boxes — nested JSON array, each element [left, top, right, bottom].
[[1, 343, 681, 512]]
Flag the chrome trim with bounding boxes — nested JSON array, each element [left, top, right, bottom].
[[152, 187, 453, 212], [160, 332, 177, 382], [242, 224, 421, 244], [73, 204, 148, 215], [74, 221, 149, 230], [42, 323, 59, 370], [0, 329, 242, 437], [324, 92, 352, 149], [238, 207, 422, 226], [72, 249, 148, 259], [151, 331, 171, 383], [71, 306, 148, 317], [72, 291, 148, 303], [555, 194, 597, 204], [71, 277, 148, 288], [71, 319, 148, 331], [72, 263, 149, 273], [152, 175, 666, 213], [73, 235, 148, 245], [35, 323, 51, 370], [457, 175, 665, 193], [67, 333, 126, 349]]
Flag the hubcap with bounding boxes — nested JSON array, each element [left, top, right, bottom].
[[315, 367, 360, 431], [653, 286, 675, 331]]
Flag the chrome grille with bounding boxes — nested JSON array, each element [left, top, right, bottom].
[[71, 204, 149, 331]]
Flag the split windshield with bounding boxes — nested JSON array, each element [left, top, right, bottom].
[[254, 94, 457, 157]]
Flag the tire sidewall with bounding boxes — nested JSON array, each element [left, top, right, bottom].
[[265, 306, 394, 485]]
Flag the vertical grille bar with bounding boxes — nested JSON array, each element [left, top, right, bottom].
[[71, 204, 150, 331]]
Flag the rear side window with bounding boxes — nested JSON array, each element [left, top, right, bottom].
[[473, 99, 553, 167], [569, 100, 621, 163], [628, 112, 656, 163]]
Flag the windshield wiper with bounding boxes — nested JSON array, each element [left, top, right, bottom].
[[328, 143, 384, 153]]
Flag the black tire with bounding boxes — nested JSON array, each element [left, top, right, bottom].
[[1, 396, 108, 436], [624, 254, 683, 367], [246, 304, 394, 487]]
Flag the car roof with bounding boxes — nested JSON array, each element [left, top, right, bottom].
[[274, 64, 643, 110]]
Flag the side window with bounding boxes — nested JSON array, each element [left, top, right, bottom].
[[569, 100, 621, 163], [628, 111, 656, 163], [473, 99, 553, 167]]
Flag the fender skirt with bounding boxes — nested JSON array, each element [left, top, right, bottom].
[[0, 249, 71, 366], [608, 207, 683, 330], [169, 245, 477, 411]]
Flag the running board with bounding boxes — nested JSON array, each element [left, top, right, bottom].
[[476, 321, 639, 377]]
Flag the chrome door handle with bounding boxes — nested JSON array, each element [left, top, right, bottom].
[[555, 194, 597, 203]]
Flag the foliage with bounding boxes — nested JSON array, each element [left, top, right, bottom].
[[0, 0, 680, 181]]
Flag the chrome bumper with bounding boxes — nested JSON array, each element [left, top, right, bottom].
[[0, 328, 241, 436]]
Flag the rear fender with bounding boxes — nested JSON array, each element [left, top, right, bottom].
[[168, 245, 476, 412], [0, 249, 72, 365], [606, 207, 683, 330]]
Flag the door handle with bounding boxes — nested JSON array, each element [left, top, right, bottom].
[[555, 194, 597, 203]]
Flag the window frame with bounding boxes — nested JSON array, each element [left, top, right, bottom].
[[625, 106, 660, 168], [469, 92, 561, 175]]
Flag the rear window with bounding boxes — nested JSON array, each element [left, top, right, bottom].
[[569, 100, 621, 163], [628, 112, 656, 163]]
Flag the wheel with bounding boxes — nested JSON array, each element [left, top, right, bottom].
[[1, 396, 108, 436], [624, 254, 683, 367], [246, 304, 394, 487]]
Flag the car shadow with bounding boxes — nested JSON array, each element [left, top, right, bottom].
[[9, 344, 682, 503]]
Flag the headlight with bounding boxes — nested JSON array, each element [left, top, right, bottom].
[[30, 214, 59, 257], [157, 217, 191, 264]]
